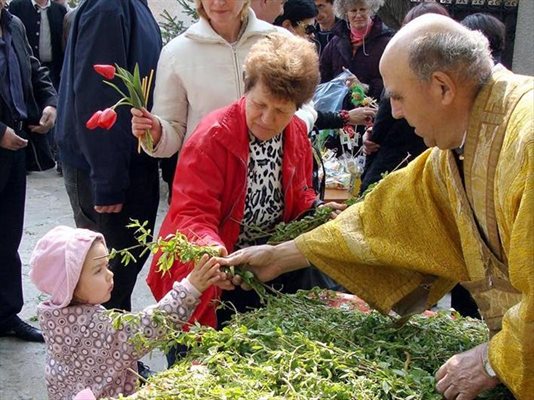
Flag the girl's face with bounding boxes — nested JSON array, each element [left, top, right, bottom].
[[73, 241, 114, 305]]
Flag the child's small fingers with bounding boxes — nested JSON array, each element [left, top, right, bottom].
[[207, 275, 222, 285], [205, 262, 221, 277], [196, 254, 209, 269]]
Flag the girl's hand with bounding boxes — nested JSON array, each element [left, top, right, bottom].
[[188, 254, 226, 293], [130, 107, 162, 148]]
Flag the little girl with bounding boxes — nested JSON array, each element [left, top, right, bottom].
[[30, 225, 224, 400]]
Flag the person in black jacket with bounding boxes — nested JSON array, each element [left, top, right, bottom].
[[56, 0, 162, 312], [9, 0, 66, 173], [360, 2, 451, 194], [8, 0, 66, 88], [0, 0, 57, 342]]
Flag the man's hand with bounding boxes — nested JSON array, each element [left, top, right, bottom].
[[94, 204, 123, 214], [29, 106, 56, 134], [0, 127, 28, 151], [216, 245, 282, 288], [320, 201, 347, 219], [435, 343, 500, 399]]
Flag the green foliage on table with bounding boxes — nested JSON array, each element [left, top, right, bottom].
[[109, 290, 513, 399]]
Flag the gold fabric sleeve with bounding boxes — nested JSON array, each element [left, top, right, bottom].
[[489, 93, 534, 399], [295, 148, 466, 314]]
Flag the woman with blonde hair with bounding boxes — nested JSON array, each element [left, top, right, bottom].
[[131, 0, 303, 194]]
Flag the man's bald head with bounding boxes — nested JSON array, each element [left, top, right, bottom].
[[251, 0, 285, 23], [381, 14, 493, 88], [379, 15, 495, 149]]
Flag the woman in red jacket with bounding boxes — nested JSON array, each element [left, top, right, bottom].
[[147, 33, 344, 363]]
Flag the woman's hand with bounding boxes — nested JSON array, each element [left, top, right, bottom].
[[362, 127, 380, 155], [188, 254, 226, 293], [347, 107, 377, 126], [130, 107, 162, 149], [320, 202, 347, 219], [342, 67, 369, 92]]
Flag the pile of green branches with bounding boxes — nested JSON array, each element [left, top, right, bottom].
[[111, 290, 512, 400]]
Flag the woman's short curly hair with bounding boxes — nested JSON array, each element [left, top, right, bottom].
[[195, 0, 250, 22], [244, 33, 319, 108], [334, 0, 385, 20]]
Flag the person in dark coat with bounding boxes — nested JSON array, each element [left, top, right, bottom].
[[319, 0, 392, 100], [0, 0, 57, 342], [360, 2, 451, 194], [8, 0, 66, 88], [9, 0, 66, 173], [314, 0, 340, 55], [360, 98, 426, 193], [55, 0, 162, 312]]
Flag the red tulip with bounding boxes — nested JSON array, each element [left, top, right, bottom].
[[98, 108, 117, 130], [86, 110, 103, 130], [93, 64, 116, 80]]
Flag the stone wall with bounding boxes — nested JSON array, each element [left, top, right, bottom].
[[512, 0, 534, 76]]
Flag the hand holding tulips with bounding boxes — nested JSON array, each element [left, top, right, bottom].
[[130, 107, 162, 150], [86, 64, 155, 152]]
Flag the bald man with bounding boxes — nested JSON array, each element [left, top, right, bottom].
[[250, 0, 285, 23], [218, 14, 533, 399]]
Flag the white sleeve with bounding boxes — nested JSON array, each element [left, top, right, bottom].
[[295, 100, 318, 133], [143, 43, 188, 158]]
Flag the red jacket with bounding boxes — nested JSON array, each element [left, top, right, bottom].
[[147, 97, 318, 328]]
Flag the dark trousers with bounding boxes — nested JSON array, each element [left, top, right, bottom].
[[62, 163, 159, 311], [451, 284, 481, 319], [0, 149, 26, 326]]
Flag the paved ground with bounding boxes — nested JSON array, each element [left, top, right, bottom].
[[0, 169, 170, 400]]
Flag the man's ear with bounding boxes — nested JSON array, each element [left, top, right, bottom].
[[430, 71, 456, 106]]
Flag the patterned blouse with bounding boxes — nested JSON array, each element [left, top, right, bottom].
[[38, 279, 200, 400], [235, 133, 284, 249]]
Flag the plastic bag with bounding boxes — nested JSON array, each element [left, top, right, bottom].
[[312, 70, 353, 113]]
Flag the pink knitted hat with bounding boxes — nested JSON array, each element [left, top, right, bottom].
[[30, 226, 106, 308]]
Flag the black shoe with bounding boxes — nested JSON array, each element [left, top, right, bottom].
[[137, 361, 155, 383], [0, 316, 44, 343]]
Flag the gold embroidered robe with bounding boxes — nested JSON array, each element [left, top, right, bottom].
[[296, 66, 533, 398]]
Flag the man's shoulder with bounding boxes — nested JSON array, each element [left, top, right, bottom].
[[7, 0, 29, 8], [49, 1, 68, 16], [6, 0, 30, 15]]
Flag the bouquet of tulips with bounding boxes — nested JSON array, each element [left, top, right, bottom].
[[86, 64, 155, 152]]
